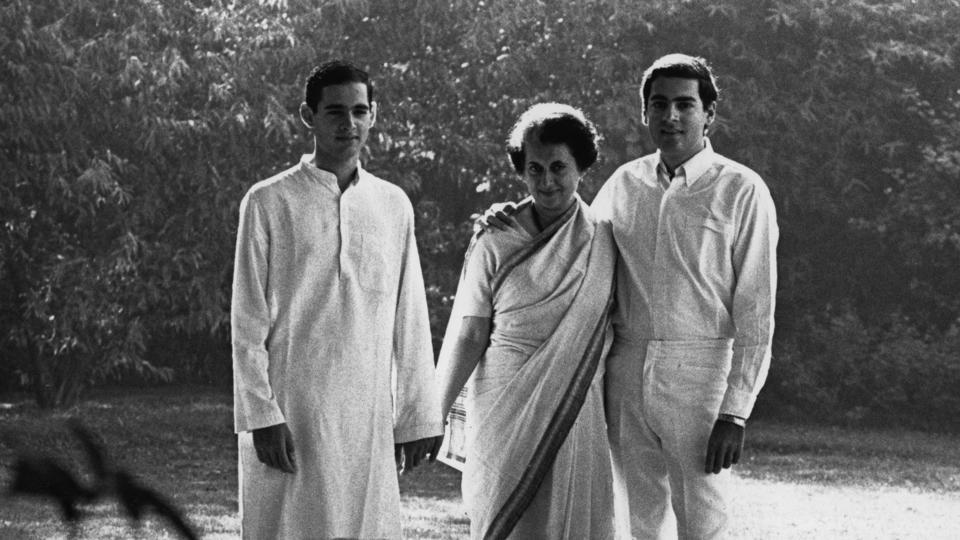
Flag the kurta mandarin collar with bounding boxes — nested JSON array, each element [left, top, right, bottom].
[[655, 138, 717, 188], [298, 154, 365, 192]]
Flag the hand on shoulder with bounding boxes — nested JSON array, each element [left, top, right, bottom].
[[474, 201, 520, 233]]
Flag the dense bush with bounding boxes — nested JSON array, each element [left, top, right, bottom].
[[765, 305, 960, 431], [1, 0, 958, 429]]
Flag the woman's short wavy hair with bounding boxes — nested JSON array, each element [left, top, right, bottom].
[[507, 103, 600, 174]]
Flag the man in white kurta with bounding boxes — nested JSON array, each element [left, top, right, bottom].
[[231, 61, 443, 540]]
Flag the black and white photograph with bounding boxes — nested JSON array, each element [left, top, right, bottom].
[[2, 1, 958, 538]]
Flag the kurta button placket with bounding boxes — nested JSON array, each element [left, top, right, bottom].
[[338, 190, 348, 281]]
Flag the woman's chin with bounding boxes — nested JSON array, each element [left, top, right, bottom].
[[533, 198, 572, 214]]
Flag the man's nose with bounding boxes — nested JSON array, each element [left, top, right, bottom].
[[666, 104, 680, 120]]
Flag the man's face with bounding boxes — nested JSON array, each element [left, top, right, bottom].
[[301, 82, 376, 166], [645, 77, 715, 168]]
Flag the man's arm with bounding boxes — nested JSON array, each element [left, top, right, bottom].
[[705, 179, 778, 473], [232, 193, 292, 472], [399, 315, 488, 474], [390, 201, 444, 472]]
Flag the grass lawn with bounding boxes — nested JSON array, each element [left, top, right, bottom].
[[1, 386, 958, 539]]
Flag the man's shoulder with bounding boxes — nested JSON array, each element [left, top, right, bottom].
[[606, 153, 658, 186], [361, 170, 412, 203], [617, 153, 658, 174], [712, 152, 765, 185], [244, 163, 302, 200], [708, 153, 778, 213]]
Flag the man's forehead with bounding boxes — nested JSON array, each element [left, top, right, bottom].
[[319, 82, 370, 107], [649, 77, 700, 99]]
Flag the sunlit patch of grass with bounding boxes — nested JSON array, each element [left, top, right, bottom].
[[743, 421, 960, 493], [399, 461, 469, 538], [2, 387, 959, 539]]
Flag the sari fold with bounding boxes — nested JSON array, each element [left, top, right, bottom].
[[440, 197, 616, 540]]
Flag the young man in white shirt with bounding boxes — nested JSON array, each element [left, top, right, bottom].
[[592, 53, 778, 539]]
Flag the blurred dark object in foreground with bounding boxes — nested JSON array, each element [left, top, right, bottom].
[[7, 420, 197, 540]]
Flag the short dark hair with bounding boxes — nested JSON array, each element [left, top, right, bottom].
[[640, 54, 719, 117], [304, 60, 374, 112], [506, 103, 600, 174]]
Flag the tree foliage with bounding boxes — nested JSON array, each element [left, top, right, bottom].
[[2, 0, 959, 424]]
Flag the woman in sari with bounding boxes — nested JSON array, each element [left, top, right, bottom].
[[435, 103, 617, 539]]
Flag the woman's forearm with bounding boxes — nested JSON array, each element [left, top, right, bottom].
[[436, 316, 491, 417]]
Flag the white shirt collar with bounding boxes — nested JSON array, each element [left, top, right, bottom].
[[656, 138, 715, 188]]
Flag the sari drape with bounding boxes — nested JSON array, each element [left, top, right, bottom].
[[439, 197, 616, 540]]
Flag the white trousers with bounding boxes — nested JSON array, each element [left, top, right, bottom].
[[606, 339, 733, 540]]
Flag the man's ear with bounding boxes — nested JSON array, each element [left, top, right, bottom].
[[705, 101, 717, 126], [299, 102, 314, 128], [369, 101, 378, 127]]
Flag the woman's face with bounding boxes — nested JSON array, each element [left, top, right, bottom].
[[521, 139, 582, 219]]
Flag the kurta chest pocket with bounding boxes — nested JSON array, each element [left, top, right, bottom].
[[347, 231, 396, 293]]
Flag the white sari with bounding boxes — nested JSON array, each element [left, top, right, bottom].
[[440, 197, 616, 540]]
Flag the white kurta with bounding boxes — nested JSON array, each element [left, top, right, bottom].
[[231, 155, 442, 540]]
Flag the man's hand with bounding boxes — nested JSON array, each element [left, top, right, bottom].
[[394, 435, 443, 475], [475, 202, 519, 232], [704, 419, 745, 474], [252, 423, 296, 474]]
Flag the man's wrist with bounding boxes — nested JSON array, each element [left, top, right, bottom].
[[718, 414, 746, 427]]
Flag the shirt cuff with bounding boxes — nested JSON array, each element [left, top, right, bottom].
[[718, 413, 746, 427], [719, 385, 757, 420], [394, 421, 444, 444], [234, 397, 285, 433]]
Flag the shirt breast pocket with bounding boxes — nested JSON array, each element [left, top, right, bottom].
[[348, 231, 396, 294], [683, 209, 733, 270]]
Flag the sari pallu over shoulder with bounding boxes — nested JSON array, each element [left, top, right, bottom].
[[455, 199, 617, 540]]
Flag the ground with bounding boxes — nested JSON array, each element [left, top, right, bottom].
[[0, 386, 957, 539]]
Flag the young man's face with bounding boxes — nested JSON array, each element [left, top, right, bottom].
[[645, 77, 715, 168], [301, 82, 376, 167]]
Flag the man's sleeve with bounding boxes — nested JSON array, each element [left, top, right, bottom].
[[589, 170, 616, 220], [391, 201, 444, 443], [721, 179, 779, 419], [232, 193, 285, 433]]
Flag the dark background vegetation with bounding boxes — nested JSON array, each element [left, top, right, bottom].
[[2, 0, 959, 430]]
